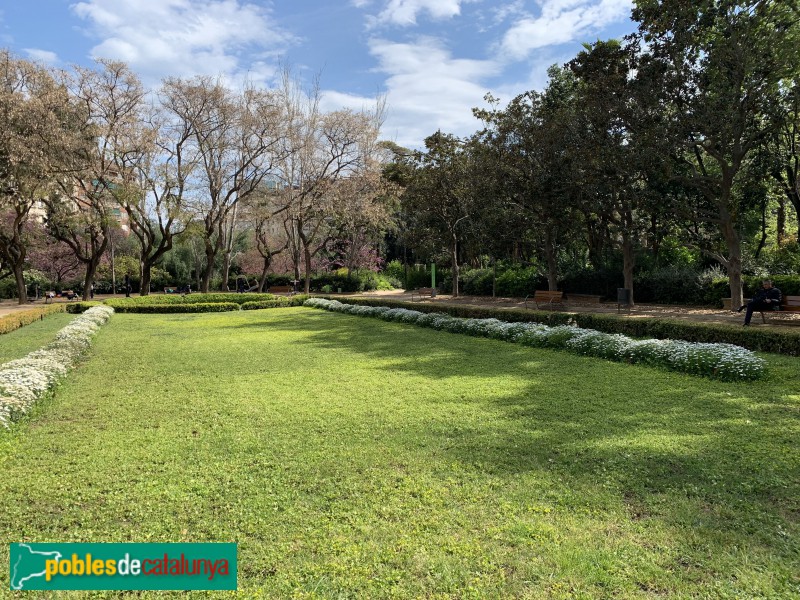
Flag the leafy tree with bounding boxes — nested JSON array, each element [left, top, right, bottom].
[[633, 0, 800, 307], [401, 131, 478, 297]]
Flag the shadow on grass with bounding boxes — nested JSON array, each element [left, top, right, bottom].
[[234, 309, 800, 562]]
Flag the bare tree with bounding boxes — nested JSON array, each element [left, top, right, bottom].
[[0, 50, 88, 303], [119, 92, 197, 295], [276, 71, 385, 293], [160, 77, 284, 292], [45, 60, 144, 300]]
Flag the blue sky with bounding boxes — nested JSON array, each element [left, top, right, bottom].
[[1, 0, 636, 149]]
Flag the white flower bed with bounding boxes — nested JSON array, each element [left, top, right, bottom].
[[0, 305, 114, 428], [304, 298, 766, 381]]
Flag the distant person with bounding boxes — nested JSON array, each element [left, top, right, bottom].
[[738, 279, 782, 325], [90, 283, 94, 299], [124, 274, 131, 298]]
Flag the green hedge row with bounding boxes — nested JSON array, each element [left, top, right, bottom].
[[323, 297, 800, 356], [105, 302, 240, 314], [111, 293, 278, 306], [101, 294, 310, 313], [241, 295, 309, 310], [66, 301, 103, 314]]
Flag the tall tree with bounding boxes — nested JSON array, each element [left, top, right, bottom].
[[768, 79, 800, 241], [402, 131, 477, 297], [45, 59, 140, 300], [275, 72, 385, 293], [570, 40, 660, 306], [0, 50, 87, 303], [633, 0, 800, 308], [115, 77, 196, 295], [474, 67, 583, 292], [161, 77, 284, 292]]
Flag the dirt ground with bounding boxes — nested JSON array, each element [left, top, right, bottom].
[[2, 290, 798, 330], [350, 290, 800, 330]]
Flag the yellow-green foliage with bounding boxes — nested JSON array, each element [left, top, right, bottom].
[[0, 304, 66, 335]]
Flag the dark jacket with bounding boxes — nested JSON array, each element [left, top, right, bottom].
[[752, 286, 782, 306]]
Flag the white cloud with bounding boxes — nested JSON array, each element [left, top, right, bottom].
[[70, 0, 296, 86], [23, 49, 60, 65], [501, 0, 632, 59], [366, 37, 499, 148], [371, 0, 466, 26]]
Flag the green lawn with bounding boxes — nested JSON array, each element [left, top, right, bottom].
[[0, 312, 74, 363], [1, 307, 798, 599]]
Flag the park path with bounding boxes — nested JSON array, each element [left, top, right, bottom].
[[2, 290, 798, 330], [350, 290, 800, 330]]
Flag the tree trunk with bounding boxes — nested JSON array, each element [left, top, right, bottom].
[[220, 205, 238, 294], [201, 242, 215, 293], [451, 234, 459, 298], [621, 235, 636, 308], [776, 194, 786, 246], [303, 244, 312, 294], [140, 264, 152, 297], [13, 263, 28, 305], [82, 257, 101, 301], [544, 230, 558, 292], [257, 262, 270, 293], [721, 221, 744, 310]]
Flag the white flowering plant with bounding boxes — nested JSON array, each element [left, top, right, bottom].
[[303, 298, 766, 381], [0, 305, 114, 429]]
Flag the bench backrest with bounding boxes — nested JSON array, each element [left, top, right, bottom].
[[533, 290, 563, 301], [269, 285, 293, 293], [783, 295, 800, 310]]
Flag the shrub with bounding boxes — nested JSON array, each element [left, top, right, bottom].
[[107, 293, 277, 306], [0, 305, 114, 428], [304, 298, 767, 381], [241, 295, 309, 310], [66, 302, 102, 314], [310, 296, 800, 357], [0, 304, 66, 335], [105, 302, 240, 314]]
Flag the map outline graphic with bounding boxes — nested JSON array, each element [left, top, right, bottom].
[[10, 543, 62, 590]]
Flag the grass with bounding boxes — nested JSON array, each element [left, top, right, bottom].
[[0, 307, 798, 598], [0, 312, 75, 363]]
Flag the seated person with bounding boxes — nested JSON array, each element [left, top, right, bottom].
[[738, 279, 782, 325]]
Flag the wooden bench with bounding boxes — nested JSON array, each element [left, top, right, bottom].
[[565, 293, 603, 304], [268, 285, 295, 295], [760, 295, 800, 323], [164, 287, 178, 294], [524, 290, 564, 310], [748, 296, 800, 323], [62, 290, 78, 300], [410, 287, 435, 301]]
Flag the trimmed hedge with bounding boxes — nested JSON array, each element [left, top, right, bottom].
[[104, 293, 310, 313], [66, 301, 102, 314], [318, 297, 800, 356], [105, 302, 240, 314], [241, 295, 309, 310], [0, 304, 66, 335], [306, 298, 766, 381], [109, 293, 278, 306]]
